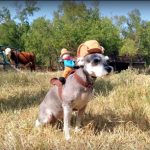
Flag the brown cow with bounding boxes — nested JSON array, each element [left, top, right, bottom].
[[4, 48, 36, 71]]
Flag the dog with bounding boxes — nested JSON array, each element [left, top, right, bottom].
[[35, 53, 113, 140]]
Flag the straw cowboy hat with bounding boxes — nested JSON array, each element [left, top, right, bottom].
[[60, 48, 71, 57], [77, 40, 105, 57]]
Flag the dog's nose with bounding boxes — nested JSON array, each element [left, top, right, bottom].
[[104, 65, 113, 73]]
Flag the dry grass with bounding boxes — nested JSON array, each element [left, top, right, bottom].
[[0, 69, 150, 150]]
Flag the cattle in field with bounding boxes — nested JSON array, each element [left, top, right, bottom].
[[4, 48, 36, 71]]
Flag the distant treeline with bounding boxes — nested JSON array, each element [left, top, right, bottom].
[[0, 1, 150, 67]]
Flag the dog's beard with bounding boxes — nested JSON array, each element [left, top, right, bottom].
[[85, 63, 108, 77]]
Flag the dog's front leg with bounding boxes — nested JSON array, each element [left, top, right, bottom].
[[63, 104, 72, 141], [75, 105, 86, 132]]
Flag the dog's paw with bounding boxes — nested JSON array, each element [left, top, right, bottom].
[[65, 136, 71, 141]]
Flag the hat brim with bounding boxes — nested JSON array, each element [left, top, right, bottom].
[[87, 48, 103, 54], [60, 51, 71, 57]]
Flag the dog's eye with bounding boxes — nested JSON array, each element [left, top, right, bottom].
[[93, 58, 100, 64]]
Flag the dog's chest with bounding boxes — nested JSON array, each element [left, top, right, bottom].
[[72, 91, 92, 109]]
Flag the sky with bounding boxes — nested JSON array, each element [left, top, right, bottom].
[[0, 1, 150, 23]]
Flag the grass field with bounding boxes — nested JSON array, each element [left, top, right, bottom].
[[0, 69, 150, 150]]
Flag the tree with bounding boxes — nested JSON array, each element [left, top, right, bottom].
[[52, 1, 121, 56], [119, 39, 138, 56], [114, 9, 142, 48], [4, 1, 150, 66], [0, 7, 11, 23], [24, 17, 54, 65], [14, 1, 39, 23], [85, 17, 121, 55], [0, 20, 19, 48], [18, 21, 30, 50], [138, 21, 150, 54], [14, 1, 40, 50], [0, 1, 39, 50]]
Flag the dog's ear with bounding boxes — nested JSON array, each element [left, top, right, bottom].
[[104, 56, 109, 61], [76, 57, 85, 67]]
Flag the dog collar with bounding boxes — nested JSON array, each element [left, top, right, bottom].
[[73, 72, 94, 89]]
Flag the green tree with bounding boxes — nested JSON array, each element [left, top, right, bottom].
[[113, 9, 150, 63], [18, 21, 30, 50], [85, 17, 121, 55], [119, 39, 138, 56], [52, 1, 121, 56], [139, 22, 150, 55], [24, 17, 54, 65], [114, 9, 142, 48], [0, 20, 19, 48], [0, 1, 39, 50], [15, 1, 39, 23], [0, 7, 11, 23]]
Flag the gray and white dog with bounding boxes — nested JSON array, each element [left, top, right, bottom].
[[35, 53, 113, 140]]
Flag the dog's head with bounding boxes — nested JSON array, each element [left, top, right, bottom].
[[79, 53, 113, 77]]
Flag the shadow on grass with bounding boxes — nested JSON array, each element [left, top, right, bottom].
[[81, 109, 121, 134], [0, 89, 47, 113], [81, 108, 150, 134], [0, 79, 114, 113], [123, 108, 150, 131], [44, 107, 150, 135], [1, 78, 149, 132], [53, 110, 121, 133]]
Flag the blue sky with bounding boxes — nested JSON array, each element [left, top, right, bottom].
[[0, 1, 150, 23]]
